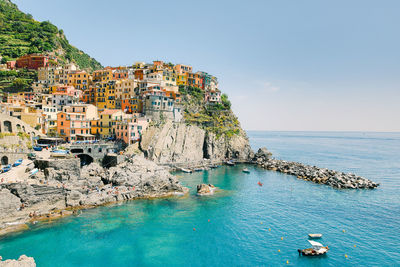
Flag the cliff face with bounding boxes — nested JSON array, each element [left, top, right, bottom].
[[140, 121, 252, 166]]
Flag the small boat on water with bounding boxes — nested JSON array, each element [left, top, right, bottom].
[[209, 165, 219, 169], [298, 240, 329, 256], [308, 233, 322, 239], [242, 168, 250, 173], [194, 168, 204, 172], [180, 168, 192, 173], [226, 160, 235, 166]]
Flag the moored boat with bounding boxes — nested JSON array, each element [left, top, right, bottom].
[[2, 164, 12, 173], [209, 165, 219, 169], [308, 233, 322, 239], [13, 159, 23, 167], [194, 168, 204, 172], [298, 240, 329, 256], [242, 168, 250, 173], [226, 160, 235, 166], [180, 168, 192, 173], [33, 146, 43, 151]]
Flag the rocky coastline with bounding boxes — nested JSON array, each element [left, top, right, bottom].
[[0, 255, 36, 267], [0, 155, 187, 238], [250, 148, 379, 189]]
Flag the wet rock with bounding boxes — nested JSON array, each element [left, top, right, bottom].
[[196, 184, 216, 195], [252, 151, 379, 190], [0, 255, 36, 267]]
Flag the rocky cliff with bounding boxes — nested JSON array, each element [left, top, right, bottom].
[[140, 121, 252, 166]]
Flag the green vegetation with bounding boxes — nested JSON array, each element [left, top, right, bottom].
[[0, 132, 16, 138], [0, 69, 37, 92], [17, 131, 30, 139], [179, 85, 241, 139], [0, 0, 102, 71]]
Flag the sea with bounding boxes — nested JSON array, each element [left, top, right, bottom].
[[0, 131, 399, 266]]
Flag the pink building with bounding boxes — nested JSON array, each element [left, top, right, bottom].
[[205, 89, 222, 103], [113, 117, 151, 145], [6, 61, 16, 70]]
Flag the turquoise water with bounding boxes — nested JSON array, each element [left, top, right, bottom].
[[1, 131, 399, 266]]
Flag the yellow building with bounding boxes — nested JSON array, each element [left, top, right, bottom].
[[67, 71, 89, 90], [95, 82, 107, 111], [93, 68, 113, 82], [105, 81, 116, 109], [96, 109, 124, 138], [115, 79, 136, 100], [177, 73, 188, 86]]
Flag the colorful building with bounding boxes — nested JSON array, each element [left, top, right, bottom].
[[67, 71, 89, 90], [94, 109, 124, 138], [114, 116, 151, 145], [16, 54, 55, 70]]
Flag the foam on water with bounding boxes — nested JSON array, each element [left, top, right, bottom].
[[0, 131, 399, 266]]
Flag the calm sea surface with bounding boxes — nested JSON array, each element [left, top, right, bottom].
[[0, 131, 399, 266]]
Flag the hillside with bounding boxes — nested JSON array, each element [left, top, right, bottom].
[[0, 0, 102, 71], [179, 85, 241, 138]]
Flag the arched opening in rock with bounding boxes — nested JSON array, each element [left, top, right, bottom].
[[1, 156, 9, 165], [77, 154, 93, 167], [4, 121, 12, 132]]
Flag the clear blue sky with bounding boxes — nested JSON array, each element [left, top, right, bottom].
[[13, 0, 400, 131]]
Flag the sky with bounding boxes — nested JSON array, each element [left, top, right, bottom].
[[13, 0, 400, 131]]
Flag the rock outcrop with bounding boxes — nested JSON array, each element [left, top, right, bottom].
[[0, 189, 21, 220], [252, 147, 379, 189], [0, 255, 36, 267], [140, 121, 252, 166], [196, 184, 216, 196], [0, 156, 188, 236]]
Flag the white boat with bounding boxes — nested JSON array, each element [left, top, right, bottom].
[[226, 160, 235, 166], [299, 240, 329, 256], [242, 168, 250, 173], [180, 168, 192, 173], [308, 233, 322, 238]]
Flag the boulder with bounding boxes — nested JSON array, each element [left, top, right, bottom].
[[196, 184, 216, 196], [0, 255, 36, 267]]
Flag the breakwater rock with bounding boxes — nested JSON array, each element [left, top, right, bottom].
[[0, 156, 187, 236], [0, 255, 36, 267], [252, 147, 379, 189]]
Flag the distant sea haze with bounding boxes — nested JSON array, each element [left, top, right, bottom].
[[0, 131, 399, 266]]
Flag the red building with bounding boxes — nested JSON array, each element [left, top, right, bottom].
[[16, 54, 55, 70]]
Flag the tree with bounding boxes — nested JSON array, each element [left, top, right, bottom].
[[221, 94, 231, 109], [11, 78, 28, 91]]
